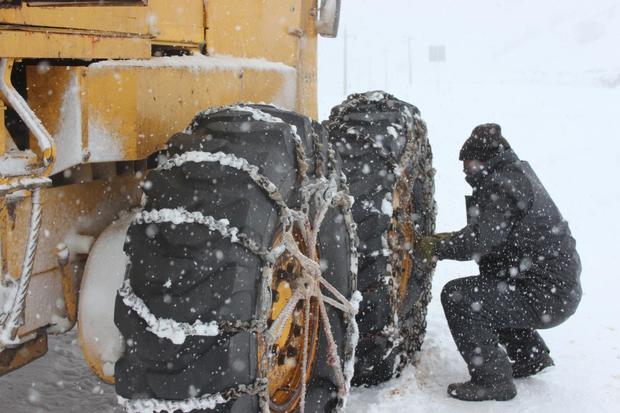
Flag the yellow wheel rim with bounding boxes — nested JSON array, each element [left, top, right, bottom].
[[263, 228, 320, 412]]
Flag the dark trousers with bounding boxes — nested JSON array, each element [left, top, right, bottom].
[[441, 274, 580, 383]]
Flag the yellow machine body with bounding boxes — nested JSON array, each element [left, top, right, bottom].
[[0, 0, 324, 378]]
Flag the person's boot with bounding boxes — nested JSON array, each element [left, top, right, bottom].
[[512, 353, 554, 378], [447, 379, 517, 401]]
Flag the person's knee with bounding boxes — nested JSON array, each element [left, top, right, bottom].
[[441, 279, 466, 312]]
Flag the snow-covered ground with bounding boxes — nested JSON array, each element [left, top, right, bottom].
[[2, 0, 619, 412]]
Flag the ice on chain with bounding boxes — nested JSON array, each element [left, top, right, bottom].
[[135, 207, 270, 261], [118, 280, 219, 345], [118, 393, 227, 413], [340, 290, 362, 411], [158, 151, 295, 223]]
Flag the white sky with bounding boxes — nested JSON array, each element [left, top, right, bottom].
[[319, 0, 620, 100]]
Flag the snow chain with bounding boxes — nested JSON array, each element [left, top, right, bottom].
[[326, 92, 436, 374], [118, 378, 269, 413], [119, 105, 360, 413]]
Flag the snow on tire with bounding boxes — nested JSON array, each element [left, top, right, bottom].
[[113, 104, 359, 413], [325, 91, 436, 386]]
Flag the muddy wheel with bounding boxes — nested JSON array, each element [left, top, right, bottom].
[[325, 91, 436, 386], [113, 105, 359, 412]]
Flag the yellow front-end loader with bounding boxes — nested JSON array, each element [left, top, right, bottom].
[[0, 1, 436, 412]]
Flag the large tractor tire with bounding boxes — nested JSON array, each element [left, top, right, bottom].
[[113, 105, 360, 413], [325, 91, 436, 386]]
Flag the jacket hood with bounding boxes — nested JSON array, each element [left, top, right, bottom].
[[460, 123, 511, 161]]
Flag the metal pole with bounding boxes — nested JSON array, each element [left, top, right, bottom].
[[384, 48, 388, 89], [343, 28, 348, 96], [408, 37, 413, 84]]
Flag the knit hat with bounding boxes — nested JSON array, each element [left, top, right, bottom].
[[459, 123, 511, 161]]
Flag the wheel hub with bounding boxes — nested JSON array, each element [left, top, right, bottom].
[[388, 171, 415, 306], [266, 229, 320, 412]]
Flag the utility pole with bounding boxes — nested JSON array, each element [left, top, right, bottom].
[[384, 48, 389, 89], [343, 28, 348, 96], [408, 37, 413, 84]]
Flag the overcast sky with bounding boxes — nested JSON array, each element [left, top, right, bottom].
[[318, 0, 620, 101]]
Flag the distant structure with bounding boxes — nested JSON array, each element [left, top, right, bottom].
[[428, 45, 447, 63]]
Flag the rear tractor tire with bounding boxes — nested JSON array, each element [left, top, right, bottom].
[[113, 105, 360, 413], [325, 91, 436, 386]]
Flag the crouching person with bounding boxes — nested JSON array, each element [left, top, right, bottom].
[[418, 123, 582, 401]]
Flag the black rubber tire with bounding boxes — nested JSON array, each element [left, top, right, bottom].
[[325, 91, 436, 386], [114, 105, 355, 412]]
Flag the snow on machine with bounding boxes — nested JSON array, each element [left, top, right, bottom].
[[0, 1, 435, 411]]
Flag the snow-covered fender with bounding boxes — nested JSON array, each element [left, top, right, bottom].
[[77, 212, 132, 384]]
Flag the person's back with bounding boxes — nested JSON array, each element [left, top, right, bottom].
[[418, 123, 582, 401]]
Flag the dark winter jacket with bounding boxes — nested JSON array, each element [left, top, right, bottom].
[[435, 149, 581, 288]]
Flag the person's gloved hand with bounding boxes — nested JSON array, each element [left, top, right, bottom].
[[417, 235, 439, 263], [416, 233, 451, 263]]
